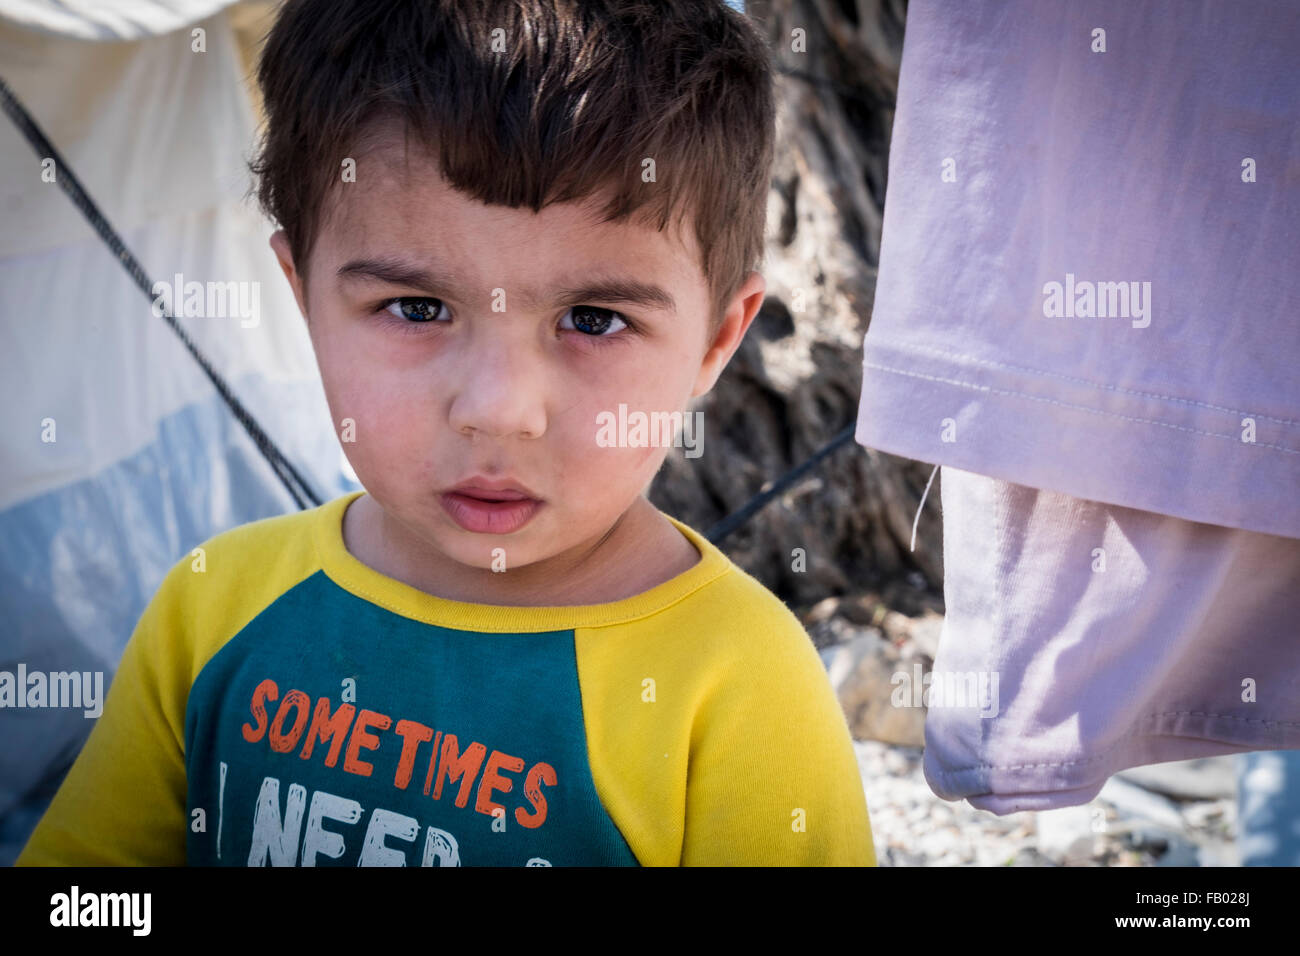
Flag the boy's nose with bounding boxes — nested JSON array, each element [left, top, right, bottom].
[[446, 333, 548, 441]]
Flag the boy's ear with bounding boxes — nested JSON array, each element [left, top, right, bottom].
[[691, 271, 766, 398], [269, 229, 309, 322]]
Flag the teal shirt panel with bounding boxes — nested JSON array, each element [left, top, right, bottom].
[[183, 570, 639, 866]]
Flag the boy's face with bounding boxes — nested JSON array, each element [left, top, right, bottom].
[[270, 135, 763, 578]]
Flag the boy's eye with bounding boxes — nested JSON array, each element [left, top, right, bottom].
[[376, 298, 630, 337], [560, 305, 628, 336], [382, 297, 448, 322]]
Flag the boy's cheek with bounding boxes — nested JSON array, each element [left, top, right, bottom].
[[635, 442, 661, 470], [567, 427, 660, 484], [319, 387, 416, 484]]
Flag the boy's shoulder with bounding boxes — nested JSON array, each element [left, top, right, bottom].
[[644, 513, 824, 674], [586, 516, 870, 866], [216, 497, 321, 553], [138, 494, 338, 667], [661, 513, 804, 619], [157, 494, 327, 597]]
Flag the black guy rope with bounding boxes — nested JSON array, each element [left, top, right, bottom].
[[705, 422, 857, 544], [0, 73, 321, 511]]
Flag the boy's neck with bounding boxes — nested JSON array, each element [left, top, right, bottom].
[[341, 492, 700, 608]]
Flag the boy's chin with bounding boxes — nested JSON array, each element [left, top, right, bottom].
[[437, 535, 551, 574]]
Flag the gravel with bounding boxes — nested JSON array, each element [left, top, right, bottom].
[[855, 740, 1240, 866]]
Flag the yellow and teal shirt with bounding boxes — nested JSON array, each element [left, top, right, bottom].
[[17, 492, 876, 866]]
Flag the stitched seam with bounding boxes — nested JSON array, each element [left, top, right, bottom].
[[879, 342, 1300, 428], [322, 565, 735, 632], [313, 491, 736, 631], [937, 711, 1300, 774], [863, 361, 1300, 456]]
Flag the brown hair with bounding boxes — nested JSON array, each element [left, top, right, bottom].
[[248, 0, 776, 335]]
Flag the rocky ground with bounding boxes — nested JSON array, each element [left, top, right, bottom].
[[803, 599, 1242, 866], [857, 741, 1239, 866]]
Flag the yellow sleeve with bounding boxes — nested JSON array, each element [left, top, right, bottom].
[[16, 556, 194, 866], [680, 591, 877, 866]]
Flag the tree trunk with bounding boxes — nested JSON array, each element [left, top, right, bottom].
[[647, 0, 942, 615]]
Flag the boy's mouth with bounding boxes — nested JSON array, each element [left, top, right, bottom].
[[440, 480, 543, 534], [453, 488, 530, 501]]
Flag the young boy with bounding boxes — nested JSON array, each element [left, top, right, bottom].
[[17, 0, 875, 866]]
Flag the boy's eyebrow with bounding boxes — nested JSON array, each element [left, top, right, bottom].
[[553, 276, 678, 314], [336, 257, 677, 313], [336, 258, 450, 290]]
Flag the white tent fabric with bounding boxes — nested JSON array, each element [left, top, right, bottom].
[[0, 0, 237, 41], [0, 0, 357, 863]]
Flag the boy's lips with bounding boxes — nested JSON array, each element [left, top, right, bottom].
[[445, 478, 542, 501], [440, 478, 543, 534]]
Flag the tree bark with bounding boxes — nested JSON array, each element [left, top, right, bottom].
[[647, 0, 943, 613]]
